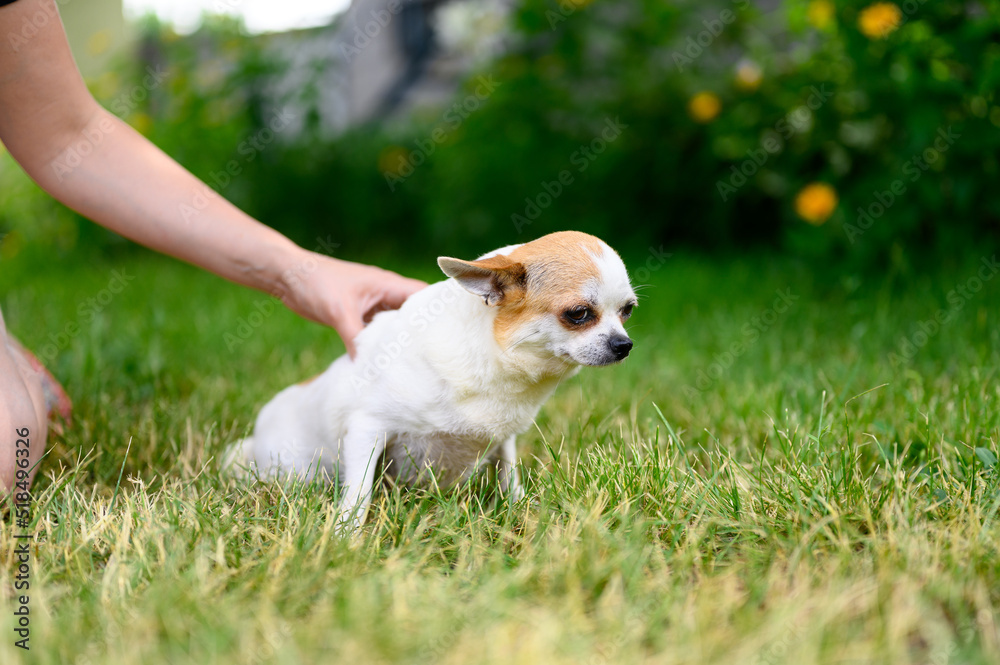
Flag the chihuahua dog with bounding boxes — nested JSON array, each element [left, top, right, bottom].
[[224, 231, 636, 529]]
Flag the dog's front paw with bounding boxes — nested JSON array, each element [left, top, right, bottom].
[[502, 479, 526, 504], [332, 496, 370, 537], [221, 437, 257, 478]]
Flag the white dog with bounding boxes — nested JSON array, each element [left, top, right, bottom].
[[224, 231, 636, 529]]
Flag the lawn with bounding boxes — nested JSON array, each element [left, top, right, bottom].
[[1, 245, 999, 664]]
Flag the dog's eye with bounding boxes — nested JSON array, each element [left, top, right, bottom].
[[621, 303, 634, 320], [564, 306, 592, 324]]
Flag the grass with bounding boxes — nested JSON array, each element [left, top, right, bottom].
[[2, 244, 999, 664]]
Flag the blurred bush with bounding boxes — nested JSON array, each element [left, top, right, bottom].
[[3, 0, 999, 266]]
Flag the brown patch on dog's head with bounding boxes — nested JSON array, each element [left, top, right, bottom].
[[439, 231, 609, 349], [440, 231, 638, 367], [494, 232, 606, 347]]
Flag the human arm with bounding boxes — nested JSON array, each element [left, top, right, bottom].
[[0, 0, 424, 356]]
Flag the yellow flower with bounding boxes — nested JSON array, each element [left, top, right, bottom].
[[378, 146, 412, 176], [88, 71, 120, 100], [688, 92, 721, 123], [794, 183, 838, 225], [807, 0, 835, 29], [131, 112, 153, 136], [86, 29, 113, 57], [0, 230, 23, 261], [858, 3, 902, 39], [735, 61, 763, 92]]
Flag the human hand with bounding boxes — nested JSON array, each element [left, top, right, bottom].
[[278, 251, 427, 358]]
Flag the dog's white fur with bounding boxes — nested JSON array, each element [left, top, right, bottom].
[[224, 231, 636, 530]]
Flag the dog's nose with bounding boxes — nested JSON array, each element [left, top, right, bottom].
[[609, 335, 633, 360]]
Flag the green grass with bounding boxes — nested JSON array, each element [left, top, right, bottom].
[[2, 246, 999, 664]]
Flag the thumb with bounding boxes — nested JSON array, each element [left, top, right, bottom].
[[342, 329, 359, 360], [334, 301, 364, 360]]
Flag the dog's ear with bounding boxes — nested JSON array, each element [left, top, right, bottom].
[[438, 255, 527, 306]]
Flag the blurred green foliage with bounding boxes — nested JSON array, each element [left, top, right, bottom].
[[2, 0, 999, 266]]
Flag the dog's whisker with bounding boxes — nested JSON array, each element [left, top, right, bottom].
[[503, 329, 543, 355]]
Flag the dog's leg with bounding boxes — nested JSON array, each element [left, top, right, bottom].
[[496, 436, 525, 503], [335, 418, 386, 533]]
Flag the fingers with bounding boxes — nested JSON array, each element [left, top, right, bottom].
[[361, 302, 390, 325], [381, 275, 428, 310], [402, 276, 429, 294], [344, 274, 423, 358], [339, 321, 361, 359], [335, 300, 364, 360], [337, 312, 365, 360], [293, 260, 427, 360]]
